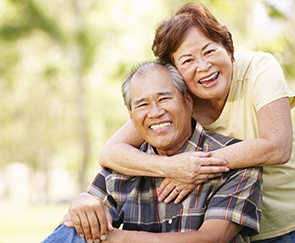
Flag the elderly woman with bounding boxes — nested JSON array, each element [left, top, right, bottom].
[[99, 3, 295, 243]]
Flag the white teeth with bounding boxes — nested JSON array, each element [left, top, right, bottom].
[[150, 122, 171, 130], [200, 72, 218, 82]]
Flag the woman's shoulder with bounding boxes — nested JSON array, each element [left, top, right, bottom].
[[234, 51, 277, 66], [233, 51, 280, 80]]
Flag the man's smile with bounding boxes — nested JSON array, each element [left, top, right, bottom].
[[149, 121, 172, 131]]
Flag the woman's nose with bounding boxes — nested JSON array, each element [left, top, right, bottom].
[[196, 57, 212, 72]]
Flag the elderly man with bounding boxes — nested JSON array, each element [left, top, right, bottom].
[[43, 62, 262, 243]]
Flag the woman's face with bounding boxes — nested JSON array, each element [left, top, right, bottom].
[[172, 27, 233, 102]]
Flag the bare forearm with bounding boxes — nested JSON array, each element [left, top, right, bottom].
[[212, 137, 292, 169], [106, 220, 241, 243], [100, 142, 169, 177], [109, 230, 204, 243], [213, 98, 293, 169], [98, 121, 228, 182], [100, 141, 229, 184], [99, 120, 168, 177]]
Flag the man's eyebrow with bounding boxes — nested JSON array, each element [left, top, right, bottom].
[[133, 98, 146, 106], [158, 91, 173, 96], [133, 91, 173, 106]]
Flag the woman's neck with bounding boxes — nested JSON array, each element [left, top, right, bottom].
[[192, 95, 227, 126]]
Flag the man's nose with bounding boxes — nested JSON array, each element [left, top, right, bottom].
[[147, 103, 164, 118]]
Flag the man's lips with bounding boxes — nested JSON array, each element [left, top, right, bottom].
[[150, 122, 172, 130], [198, 72, 219, 85]]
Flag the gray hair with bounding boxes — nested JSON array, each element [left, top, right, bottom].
[[122, 61, 187, 110]]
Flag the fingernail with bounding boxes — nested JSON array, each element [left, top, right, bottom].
[[63, 221, 69, 226], [101, 235, 107, 240], [87, 239, 93, 243]]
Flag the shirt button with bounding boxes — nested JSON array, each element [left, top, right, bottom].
[[168, 219, 172, 224]]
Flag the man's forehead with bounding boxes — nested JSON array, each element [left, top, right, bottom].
[[131, 67, 172, 87], [130, 70, 177, 106]]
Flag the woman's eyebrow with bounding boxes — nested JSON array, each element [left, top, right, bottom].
[[177, 42, 215, 61]]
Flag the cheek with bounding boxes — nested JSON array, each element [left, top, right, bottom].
[[174, 63, 185, 76], [179, 66, 196, 82], [131, 112, 145, 126], [184, 80, 200, 95], [220, 62, 232, 84], [181, 72, 190, 83]]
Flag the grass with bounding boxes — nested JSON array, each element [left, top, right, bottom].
[[0, 203, 68, 243]]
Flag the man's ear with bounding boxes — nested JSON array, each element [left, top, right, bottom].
[[128, 109, 136, 126], [184, 92, 194, 112]]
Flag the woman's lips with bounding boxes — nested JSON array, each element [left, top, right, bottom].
[[198, 72, 219, 86]]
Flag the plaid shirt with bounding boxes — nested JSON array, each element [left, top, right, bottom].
[[88, 120, 262, 243]]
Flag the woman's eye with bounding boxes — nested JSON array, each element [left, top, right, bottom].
[[204, 49, 215, 55], [183, 59, 193, 65]]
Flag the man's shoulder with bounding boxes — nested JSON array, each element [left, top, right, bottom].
[[203, 131, 241, 150]]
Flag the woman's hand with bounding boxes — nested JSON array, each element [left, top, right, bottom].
[[157, 178, 197, 204], [158, 151, 228, 204], [165, 151, 228, 184], [61, 193, 113, 243]]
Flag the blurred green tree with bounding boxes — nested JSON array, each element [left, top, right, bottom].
[[0, 0, 294, 203], [0, 0, 104, 198]]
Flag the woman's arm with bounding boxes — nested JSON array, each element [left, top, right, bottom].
[[100, 98, 292, 175], [211, 97, 293, 169], [99, 120, 229, 184], [152, 97, 293, 203], [99, 120, 164, 176], [99, 98, 292, 203]]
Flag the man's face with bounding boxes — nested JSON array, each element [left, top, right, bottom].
[[129, 66, 193, 156]]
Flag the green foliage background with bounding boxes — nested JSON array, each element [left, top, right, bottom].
[[0, 0, 294, 241]]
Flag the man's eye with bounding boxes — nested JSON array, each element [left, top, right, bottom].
[[159, 97, 170, 102], [137, 103, 147, 108]]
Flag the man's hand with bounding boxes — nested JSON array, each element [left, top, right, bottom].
[[61, 192, 113, 243]]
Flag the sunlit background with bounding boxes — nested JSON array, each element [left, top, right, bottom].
[[0, 0, 294, 242]]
